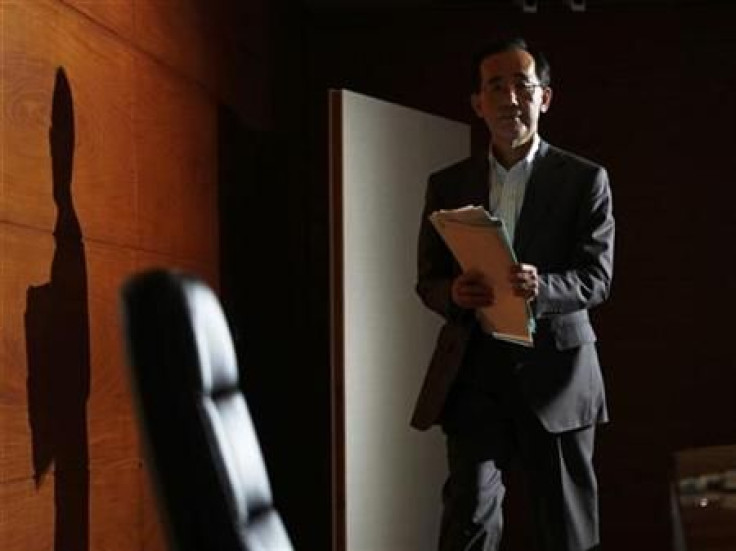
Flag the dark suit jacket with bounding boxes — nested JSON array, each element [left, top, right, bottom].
[[411, 140, 614, 433]]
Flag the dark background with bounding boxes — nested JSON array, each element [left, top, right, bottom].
[[219, 2, 736, 550]]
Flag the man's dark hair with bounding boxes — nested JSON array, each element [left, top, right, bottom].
[[471, 37, 551, 91]]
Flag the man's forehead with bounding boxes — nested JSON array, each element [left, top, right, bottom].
[[480, 49, 536, 79]]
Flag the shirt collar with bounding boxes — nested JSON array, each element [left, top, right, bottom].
[[489, 134, 541, 175]]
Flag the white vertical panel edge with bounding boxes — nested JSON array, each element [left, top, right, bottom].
[[339, 89, 470, 551]]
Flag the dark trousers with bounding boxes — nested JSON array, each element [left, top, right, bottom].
[[439, 333, 599, 551]]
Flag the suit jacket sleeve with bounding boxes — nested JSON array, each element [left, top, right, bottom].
[[533, 165, 614, 317]]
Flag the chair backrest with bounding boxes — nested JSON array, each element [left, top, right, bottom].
[[120, 269, 293, 551]]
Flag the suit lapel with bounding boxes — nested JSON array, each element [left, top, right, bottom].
[[514, 141, 561, 257], [458, 155, 490, 209]]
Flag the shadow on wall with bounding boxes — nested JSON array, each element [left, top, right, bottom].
[[25, 67, 90, 551]]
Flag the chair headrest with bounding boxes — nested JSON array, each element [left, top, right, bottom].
[[122, 269, 239, 395]]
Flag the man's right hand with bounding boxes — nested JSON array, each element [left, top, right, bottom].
[[451, 270, 494, 309]]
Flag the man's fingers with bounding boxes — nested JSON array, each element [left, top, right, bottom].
[[458, 283, 492, 299], [452, 275, 494, 308], [458, 270, 487, 286], [509, 263, 539, 299]]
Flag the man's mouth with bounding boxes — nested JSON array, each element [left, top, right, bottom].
[[500, 114, 523, 124], [499, 111, 522, 120]]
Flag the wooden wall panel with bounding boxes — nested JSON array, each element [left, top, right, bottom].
[[0, 478, 54, 551], [0, 226, 143, 550], [1, 0, 137, 247], [0, 229, 4, 396], [134, 55, 218, 263], [0, 224, 55, 483], [88, 463, 140, 551], [133, 0, 216, 89], [85, 240, 139, 467], [0, 464, 143, 551], [141, 462, 169, 551], [60, 0, 136, 41], [0, 465, 142, 551], [59, 0, 269, 129], [0, 2, 56, 229], [1, 0, 224, 548]]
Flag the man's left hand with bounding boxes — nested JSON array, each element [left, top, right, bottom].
[[510, 263, 539, 300]]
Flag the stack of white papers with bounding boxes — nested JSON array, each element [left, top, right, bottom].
[[429, 206, 535, 346]]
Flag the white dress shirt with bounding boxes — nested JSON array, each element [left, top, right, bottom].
[[488, 134, 541, 245]]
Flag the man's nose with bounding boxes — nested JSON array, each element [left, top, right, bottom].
[[498, 84, 520, 104]]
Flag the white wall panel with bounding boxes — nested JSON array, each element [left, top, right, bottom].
[[334, 89, 469, 551]]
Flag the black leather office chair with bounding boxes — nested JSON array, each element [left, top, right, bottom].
[[120, 269, 293, 551]]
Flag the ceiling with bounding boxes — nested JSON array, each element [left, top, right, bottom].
[[299, 0, 714, 9]]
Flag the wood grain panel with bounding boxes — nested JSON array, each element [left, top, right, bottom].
[[62, 0, 266, 129], [0, 223, 55, 483], [58, 0, 270, 130], [85, 239, 140, 467], [0, 0, 55, 228], [0, 477, 54, 551], [0, 463, 142, 551], [141, 461, 168, 551], [60, 0, 135, 41], [0, 225, 144, 482], [133, 0, 215, 90], [1, 0, 137, 247], [134, 55, 218, 264], [89, 463, 141, 551], [1, 1, 223, 549], [0, 225, 6, 431]]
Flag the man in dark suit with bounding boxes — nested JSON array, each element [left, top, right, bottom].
[[412, 38, 614, 551]]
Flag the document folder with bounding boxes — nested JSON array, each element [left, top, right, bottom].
[[429, 206, 535, 346]]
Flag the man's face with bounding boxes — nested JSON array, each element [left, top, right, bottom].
[[471, 49, 552, 150]]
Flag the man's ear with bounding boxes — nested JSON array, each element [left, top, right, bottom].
[[540, 87, 553, 113]]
